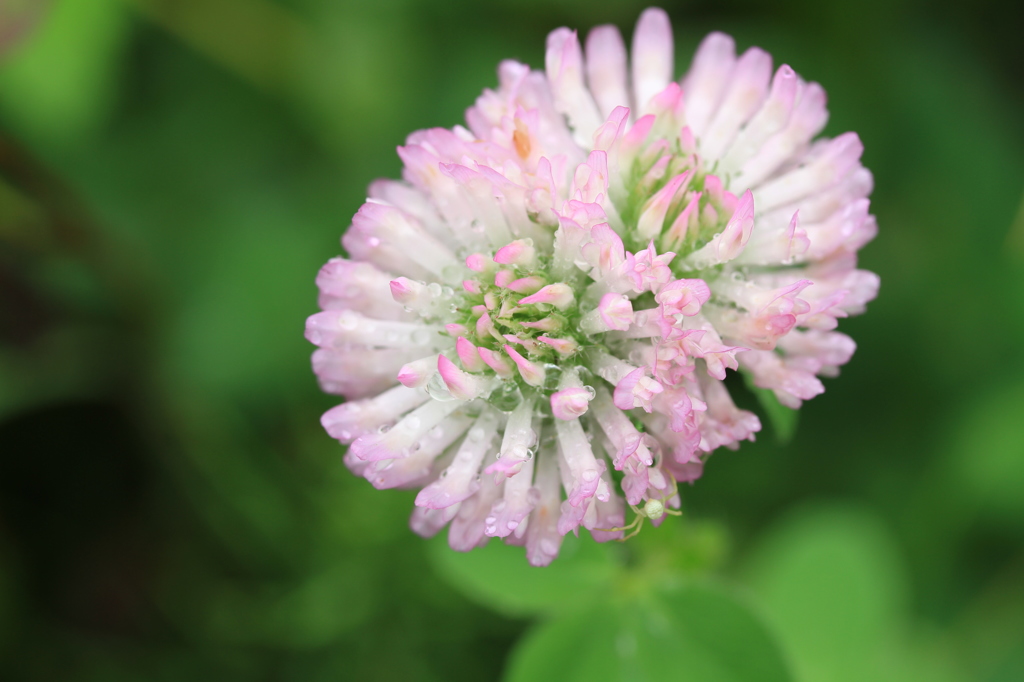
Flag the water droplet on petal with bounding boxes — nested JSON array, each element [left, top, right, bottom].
[[425, 374, 457, 402], [488, 382, 523, 411], [338, 311, 359, 330]]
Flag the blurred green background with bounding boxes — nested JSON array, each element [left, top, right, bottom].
[[0, 0, 1022, 680]]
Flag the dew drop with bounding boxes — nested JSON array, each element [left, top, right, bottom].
[[337, 311, 359, 330], [542, 364, 563, 391], [425, 374, 457, 402], [427, 282, 442, 297], [367, 236, 381, 247], [467, 427, 485, 442], [429, 426, 445, 439], [488, 382, 523, 412]]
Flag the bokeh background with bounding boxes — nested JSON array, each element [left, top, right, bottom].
[[1, 0, 1022, 680]]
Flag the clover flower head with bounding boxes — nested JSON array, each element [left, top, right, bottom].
[[307, 7, 879, 565]]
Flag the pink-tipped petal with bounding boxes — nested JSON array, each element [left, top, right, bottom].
[[456, 337, 488, 372], [631, 8, 674, 111], [477, 347, 514, 378], [438, 354, 492, 400], [612, 366, 664, 413], [598, 293, 634, 331], [503, 345, 547, 387], [551, 386, 594, 420], [506, 275, 547, 294], [466, 253, 493, 272], [537, 335, 578, 355], [518, 283, 575, 310], [585, 26, 630, 118], [493, 239, 537, 267]]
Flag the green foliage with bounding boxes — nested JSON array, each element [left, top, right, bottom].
[[949, 382, 1024, 522], [742, 372, 799, 444], [428, 532, 620, 618], [743, 505, 968, 682], [504, 583, 793, 682], [743, 505, 906, 681], [0, 0, 129, 146]]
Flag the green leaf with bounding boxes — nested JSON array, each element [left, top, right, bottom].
[[650, 583, 794, 682], [742, 373, 799, 443], [502, 602, 622, 682], [742, 504, 911, 682], [503, 582, 794, 682], [0, 0, 129, 146], [949, 382, 1024, 522], [427, 532, 619, 618]]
